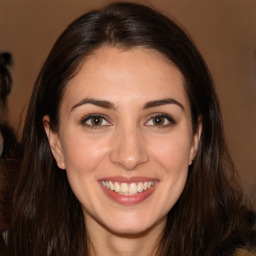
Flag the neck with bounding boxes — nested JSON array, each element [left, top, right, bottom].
[[86, 217, 166, 256]]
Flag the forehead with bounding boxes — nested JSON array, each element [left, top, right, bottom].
[[61, 46, 190, 111]]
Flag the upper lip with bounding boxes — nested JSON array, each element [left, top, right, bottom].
[[99, 176, 158, 183]]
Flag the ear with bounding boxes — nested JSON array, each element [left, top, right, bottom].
[[43, 115, 66, 169], [189, 116, 202, 165]]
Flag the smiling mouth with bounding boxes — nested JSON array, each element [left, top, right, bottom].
[[101, 181, 156, 195]]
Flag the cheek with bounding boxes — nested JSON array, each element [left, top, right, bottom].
[[150, 135, 191, 209], [60, 133, 111, 209], [151, 135, 192, 170], [61, 133, 110, 175]]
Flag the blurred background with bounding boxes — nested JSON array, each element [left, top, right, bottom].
[[0, 0, 255, 208]]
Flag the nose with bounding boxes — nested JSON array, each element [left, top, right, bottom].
[[110, 126, 149, 171]]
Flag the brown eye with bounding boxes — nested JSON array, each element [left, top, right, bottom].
[[145, 114, 176, 127], [81, 114, 111, 128], [91, 116, 103, 126], [152, 117, 165, 126]]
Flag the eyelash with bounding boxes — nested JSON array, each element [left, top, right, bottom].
[[145, 113, 176, 128], [81, 114, 111, 129], [80, 113, 176, 129]]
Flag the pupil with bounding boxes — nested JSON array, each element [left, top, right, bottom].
[[154, 117, 163, 125], [92, 117, 102, 125]]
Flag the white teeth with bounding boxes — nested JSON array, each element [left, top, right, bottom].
[[114, 182, 120, 192], [101, 181, 155, 195], [120, 183, 129, 193], [137, 182, 143, 192], [129, 183, 137, 194], [143, 182, 148, 190], [148, 181, 154, 188], [109, 181, 114, 190]]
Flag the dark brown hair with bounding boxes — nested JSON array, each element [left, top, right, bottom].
[[0, 52, 12, 106], [0, 52, 21, 254], [7, 2, 255, 256]]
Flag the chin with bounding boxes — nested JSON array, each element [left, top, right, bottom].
[[100, 212, 167, 237]]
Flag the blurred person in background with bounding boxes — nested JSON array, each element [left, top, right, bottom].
[[0, 52, 21, 254]]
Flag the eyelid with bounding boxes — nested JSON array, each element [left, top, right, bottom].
[[145, 113, 176, 127], [81, 114, 112, 128]]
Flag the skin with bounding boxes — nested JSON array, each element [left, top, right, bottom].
[[44, 47, 201, 256]]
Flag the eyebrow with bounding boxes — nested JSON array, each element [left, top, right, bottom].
[[71, 98, 116, 111], [143, 98, 184, 110], [71, 97, 184, 111]]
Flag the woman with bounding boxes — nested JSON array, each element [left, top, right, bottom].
[[0, 52, 21, 254], [0, 53, 21, 162], [4, 2, 255, 256], [0, 52, 14, 159]]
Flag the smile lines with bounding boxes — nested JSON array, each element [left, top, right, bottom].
[[101, 181, 155, 195]]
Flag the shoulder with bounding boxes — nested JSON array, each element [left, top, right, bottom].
[[233, 248, 256, 256]]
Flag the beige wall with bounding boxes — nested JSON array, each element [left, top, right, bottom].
[[1, 0, 256, 207]]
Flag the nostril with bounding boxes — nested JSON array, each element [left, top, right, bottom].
[[109, 128, 149, 170], [110, 142, 149, 171]]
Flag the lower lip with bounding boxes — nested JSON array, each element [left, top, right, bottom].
[[99, 182, 157, 205]]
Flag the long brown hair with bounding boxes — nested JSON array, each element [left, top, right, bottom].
[[7, 2, 255, 255]]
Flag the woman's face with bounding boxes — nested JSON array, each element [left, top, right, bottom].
[[44, 47, 201, 236]]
